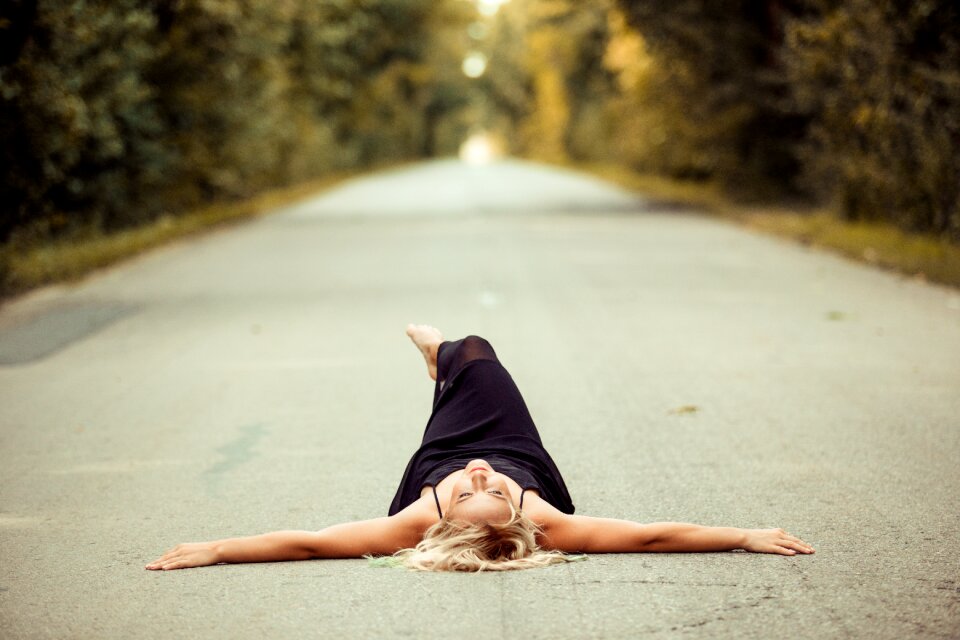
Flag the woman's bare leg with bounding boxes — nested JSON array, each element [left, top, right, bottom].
[[406, 323, 443, 380]]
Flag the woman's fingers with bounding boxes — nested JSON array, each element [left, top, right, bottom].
[[146, 557, 174, 570], [146, 550, 176, 567], [146, 548, 184, 570], [146, 557, 185, 570], [744, 528, 815, 555], [779, 535, 815, 554], [785, 534, 810, 548], [775, 529, 813, 553], [146, 541, 218, 570]]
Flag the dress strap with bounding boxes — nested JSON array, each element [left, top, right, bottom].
[[431, 485, 443, 519], [519, 488, 527, 510]]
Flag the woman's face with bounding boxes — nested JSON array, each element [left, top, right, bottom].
[[446, 459, 514, 524]]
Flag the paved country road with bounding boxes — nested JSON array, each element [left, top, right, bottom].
[[1, 158, 958, 638]]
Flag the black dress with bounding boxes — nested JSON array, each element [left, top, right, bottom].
[[388, 335, 575, 516]]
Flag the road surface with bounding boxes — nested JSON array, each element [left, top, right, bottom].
[[1, 158, 958, 638]]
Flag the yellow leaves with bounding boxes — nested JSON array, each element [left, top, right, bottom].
[[527, 26, 576, 69], [529, 0, 575, 22], [603, 8, 652, 93], [194, 0, 243, 22], [520, 18, 580, 162], [521, 66, 570, 162]]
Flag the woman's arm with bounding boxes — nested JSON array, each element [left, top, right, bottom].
[[146, 510, 430, 571], [540, 514, 814, 555]]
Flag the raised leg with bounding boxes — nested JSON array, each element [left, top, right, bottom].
[[435, 335, 499, 384], [405, 323, 444, 380], [406, 325, 501, 401]]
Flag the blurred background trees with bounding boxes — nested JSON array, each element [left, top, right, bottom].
[[2, 0, 958, 251], [478, 0, 959, 239], [782, 0, 960, 237], [0, 0, 473, 247]]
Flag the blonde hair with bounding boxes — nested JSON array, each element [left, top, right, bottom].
[[370, 510, 585, 572]]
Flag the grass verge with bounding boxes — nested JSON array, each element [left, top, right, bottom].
[[580, 162, 960, 290], [0, 165, 399, 302]]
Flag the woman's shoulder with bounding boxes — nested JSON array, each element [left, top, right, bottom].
[[519, 491, 568, 526], [392, 494, 442, 530]]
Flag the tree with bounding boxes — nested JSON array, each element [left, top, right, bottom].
[[784, 0, 960, 236]]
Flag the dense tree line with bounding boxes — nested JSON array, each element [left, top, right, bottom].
[[480, 0, 960, 240], [0, 0, 473, 247], [2, 0, 957, 251]]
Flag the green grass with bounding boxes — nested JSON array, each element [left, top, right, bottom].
[[579, 162, 960, 290], [0, 164, 405, 301]]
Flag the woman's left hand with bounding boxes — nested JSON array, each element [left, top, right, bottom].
[[145, 542, 220, 570], [742, 528, 815, 555]]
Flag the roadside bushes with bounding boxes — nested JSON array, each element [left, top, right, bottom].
[[613, 0, 960, 239], [0, 0, 472, 247], [0, 1, 166, 244], [783, 0, 960, 237], [3, 0, 956, 250], [481, 0, 959, 241]]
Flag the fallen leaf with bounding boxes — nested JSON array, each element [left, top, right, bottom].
[[668, 405, 699, 415]]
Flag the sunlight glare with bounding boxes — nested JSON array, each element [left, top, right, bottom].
[[477, 0, 509, 17], [459, 132, 499, 165]]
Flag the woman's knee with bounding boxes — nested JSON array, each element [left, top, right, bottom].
[[459, 335, 497, 361]]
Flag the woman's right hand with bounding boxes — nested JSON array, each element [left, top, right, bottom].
[[741, 528, 815, 555], [145, 541, 220, 570]]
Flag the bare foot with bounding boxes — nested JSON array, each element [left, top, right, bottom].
[[406, 324, 443, 380]]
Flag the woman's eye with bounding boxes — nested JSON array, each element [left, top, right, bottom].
[[489, 490, 503, 495], [458, 492, 471, 498]]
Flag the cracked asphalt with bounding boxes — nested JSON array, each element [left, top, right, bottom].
[[1, 158, 959, 638]]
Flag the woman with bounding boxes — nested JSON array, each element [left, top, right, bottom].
[[146, 324, 814, 572]]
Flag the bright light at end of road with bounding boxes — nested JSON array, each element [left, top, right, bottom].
[[462, 52, 487, 78], [459, 133, 500, 165], [477, 0, 509, 17]]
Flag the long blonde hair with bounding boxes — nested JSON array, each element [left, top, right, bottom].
[[371, 510, 584, 572]]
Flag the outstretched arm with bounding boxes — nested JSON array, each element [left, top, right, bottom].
[[146, 511, 428, 571], [540, 514, 814, 555]]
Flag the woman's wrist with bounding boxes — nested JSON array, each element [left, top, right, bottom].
[[211, 539, 231, 563], [699, 526, 748, 551], [732, 528, 749, 550]]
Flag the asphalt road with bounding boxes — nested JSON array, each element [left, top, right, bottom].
[[1, 158, 958, 638]]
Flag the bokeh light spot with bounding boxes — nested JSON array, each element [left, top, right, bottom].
[[468, 22, 489, 40], [462, 52, 488, 78]]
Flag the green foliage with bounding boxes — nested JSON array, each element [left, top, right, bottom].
[[3, 0, 956, 266], [610, 0, 960, 238], [783, 0, 960, 237], [147, 0, 298, 205], [1, 0, 168, 242], [613, 0, 808, 186], [477, 0, 958, 240], [0, 0, 471, 253]]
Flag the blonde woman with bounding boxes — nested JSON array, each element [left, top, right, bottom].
[[146, 324, 814, 572]]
